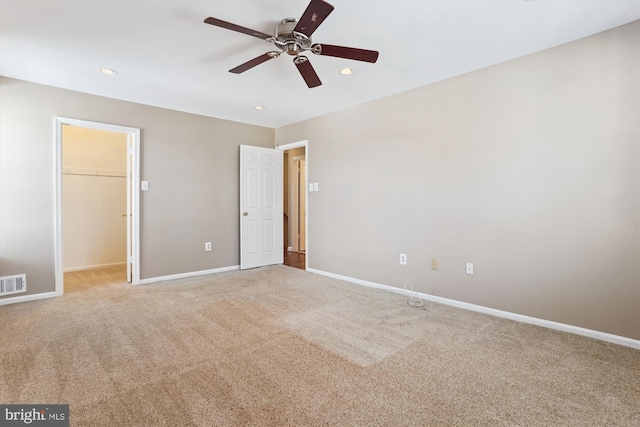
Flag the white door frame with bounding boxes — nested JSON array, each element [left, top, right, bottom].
[[276, 140, 308, 269], [54, 117, 141, 293], [292, 156, 306, 252]]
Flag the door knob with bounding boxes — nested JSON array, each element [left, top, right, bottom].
[[243, 212, 248, 216]]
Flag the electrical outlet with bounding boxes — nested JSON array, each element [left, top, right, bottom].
[[205, 242, 212, 251], [400, 253, 407, 265], [466, 262, 473, 275], [431, 258, 439, 270]]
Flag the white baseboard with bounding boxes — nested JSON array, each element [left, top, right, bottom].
[[307, 268, 640, 350], [64, 262, 126, 272], [138, 265, 240, 285], [0, 290, 61, 306]]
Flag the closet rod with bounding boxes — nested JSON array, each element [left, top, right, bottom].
[[62, 168, 126, 178]]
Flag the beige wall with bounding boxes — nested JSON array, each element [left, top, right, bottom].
[[276, 22, 640, 340], [0, 78, 274, 297], [62, 126, 128, 270]]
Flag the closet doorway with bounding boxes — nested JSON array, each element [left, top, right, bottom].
[[54, 117, 140, 293]]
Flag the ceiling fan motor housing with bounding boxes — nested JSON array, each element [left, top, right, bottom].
[[274, 18, 312, 56]]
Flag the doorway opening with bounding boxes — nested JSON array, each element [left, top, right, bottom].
[[54, 117, 140, 294], [278, 140, 308, 270]]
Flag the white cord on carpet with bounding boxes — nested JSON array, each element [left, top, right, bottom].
[[403, 281, 425, 310]]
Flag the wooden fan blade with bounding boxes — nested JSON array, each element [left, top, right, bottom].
[[204, 17, 271, 40], [230, 52, 278, 74], [313, 44, 379, 63], [293, 0, 334, 38], [294, 56, 322, 88]]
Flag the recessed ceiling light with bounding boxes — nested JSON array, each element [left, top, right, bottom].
[[100, 68, 118, 75], [254, 105, 265, 110], [339, 68, 354, 75]]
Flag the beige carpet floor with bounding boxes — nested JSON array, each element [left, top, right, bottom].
[[0, 265, 638, 426]]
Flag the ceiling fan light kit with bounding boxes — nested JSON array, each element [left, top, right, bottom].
[[204, 0, 379, 88]]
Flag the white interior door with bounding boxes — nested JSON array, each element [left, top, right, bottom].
[[240, 145, 283, 269]]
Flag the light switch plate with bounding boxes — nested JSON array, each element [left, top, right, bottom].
[[313, 182, 318, 191], [141, 181, 149, 191]]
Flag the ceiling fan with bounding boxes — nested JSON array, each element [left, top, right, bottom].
[[204, 0, 379, 88]]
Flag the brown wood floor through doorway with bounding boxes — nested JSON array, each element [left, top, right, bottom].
[[284, 249, 305, 270]]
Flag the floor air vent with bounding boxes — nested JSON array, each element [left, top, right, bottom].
[[0, 274, 27, 296]]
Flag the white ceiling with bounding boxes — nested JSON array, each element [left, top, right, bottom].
[[1, 1, 638, 128]]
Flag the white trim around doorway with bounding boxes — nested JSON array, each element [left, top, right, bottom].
[[54, 117, 141, 295], [276, 140, 308, 269]]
